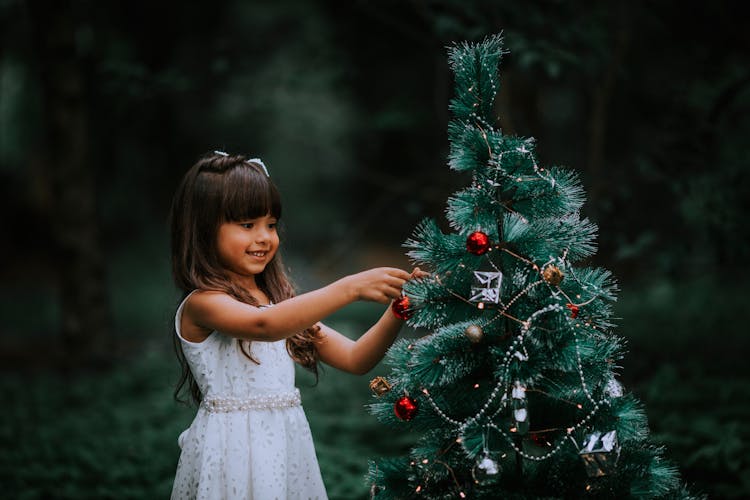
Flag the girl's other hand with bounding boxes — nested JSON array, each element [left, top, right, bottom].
[[345, 267, 411, 304]]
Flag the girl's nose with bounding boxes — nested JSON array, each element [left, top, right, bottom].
[[255, 227, 270, 242]]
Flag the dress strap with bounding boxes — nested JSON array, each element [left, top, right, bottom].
[[201, 389, 301, 413]]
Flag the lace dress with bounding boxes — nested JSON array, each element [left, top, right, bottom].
[[171, 293, 328, 500]]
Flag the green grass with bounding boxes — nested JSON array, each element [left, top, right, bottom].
[[0, 278, 747, 498], [0, 346, 192, 499]]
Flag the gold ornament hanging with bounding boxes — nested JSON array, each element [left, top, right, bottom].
[[464, 324, 484, 343], [542, 265, 564, 286], [369, 376, 392, 396]]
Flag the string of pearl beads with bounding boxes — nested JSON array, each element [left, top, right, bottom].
[[201, 389, 301, 413]]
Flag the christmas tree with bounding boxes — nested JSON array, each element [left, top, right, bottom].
[[366, 34, 698, 499]]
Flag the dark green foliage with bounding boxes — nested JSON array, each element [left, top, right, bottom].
[[1, 1, 746, 498], [448, 34, 504, 127], [0, 349, 193, 499], [503, 211, 599, 262], [0, 284, 746, 498], [366, 34, 699, 499]]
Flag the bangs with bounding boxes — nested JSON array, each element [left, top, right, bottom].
[[221, 164, 282, 221]]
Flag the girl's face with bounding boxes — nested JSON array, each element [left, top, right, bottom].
[[216, 213, 279, 287]]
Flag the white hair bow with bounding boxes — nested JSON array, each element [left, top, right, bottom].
[[213, 150, 270, 177]]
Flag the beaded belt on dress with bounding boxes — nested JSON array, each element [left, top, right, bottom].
[[201, 389, 301, 413]]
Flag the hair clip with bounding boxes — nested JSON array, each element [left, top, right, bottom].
[[212, 150, 270, 177], [247, 158, 270, 177]]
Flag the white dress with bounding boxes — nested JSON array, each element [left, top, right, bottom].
[[171, 294, 328, 500]]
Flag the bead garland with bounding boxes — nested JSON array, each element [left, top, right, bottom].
[[482, 388, 609, 463], [395, 42, 625, 492], [481, 143, 551, 224], [420, 298, 613, 464], [421, 303, 562, 430], [501, 280, 545, 314], [488, 304, 563, 421], [570, 318, 598, 406], [417, 68, 615, 460]]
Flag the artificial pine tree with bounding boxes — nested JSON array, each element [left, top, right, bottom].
[[366, 34, 698, 499]]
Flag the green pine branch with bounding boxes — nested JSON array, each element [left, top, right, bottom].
[[367, 32, 697, 500]]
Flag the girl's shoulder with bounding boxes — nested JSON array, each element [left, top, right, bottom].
[[178, 290, 226, 344], [187, 289, 269, 309], [180, 289, 272, 342], [186, 289, 230, 303]]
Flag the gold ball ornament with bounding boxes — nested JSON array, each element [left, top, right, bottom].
[[542, 265, 564, 286], [464, 324, 484, 343]]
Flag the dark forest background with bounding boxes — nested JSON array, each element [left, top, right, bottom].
[[1, 0, 748, 498]]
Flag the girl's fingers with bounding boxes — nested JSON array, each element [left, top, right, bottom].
[[383, 284, 404, 300], [359, 268, 412, 303], [387, 268, 412, 281], [377, 290, 397, 304], [385, 276, 407, 289], [371, 295, 388, 305]]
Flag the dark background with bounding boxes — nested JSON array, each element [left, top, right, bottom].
[[1, 0, 748, 498]]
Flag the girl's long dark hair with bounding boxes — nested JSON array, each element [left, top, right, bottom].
[[169, 152, 321, 405]]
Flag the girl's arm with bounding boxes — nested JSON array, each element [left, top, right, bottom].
[[314, 268, 429, 375], [314, 310, 403, 375], [181, 267, 411, 343]]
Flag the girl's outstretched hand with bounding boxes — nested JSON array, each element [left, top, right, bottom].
[[344, 267, 411, 304]]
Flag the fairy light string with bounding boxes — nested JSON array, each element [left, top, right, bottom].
[[394, 46, 620, 492], [418, 308, 611, 464], [419, 303, 564, 429], [410, 238, 613, 467]]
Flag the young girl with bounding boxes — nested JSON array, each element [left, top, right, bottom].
[[169, 151, 421, 499]]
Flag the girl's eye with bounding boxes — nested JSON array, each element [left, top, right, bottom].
[[241, 223, 254, 229]]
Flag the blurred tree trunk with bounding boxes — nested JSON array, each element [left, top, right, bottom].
[[587, 2, 631, 209], [29, 0, 112, 368]]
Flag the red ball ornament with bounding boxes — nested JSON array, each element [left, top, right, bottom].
[[466, 231, 491, 255], [394, 395, 418, 421], [391, 294, 413, 321], [566, 303, 580, 319]]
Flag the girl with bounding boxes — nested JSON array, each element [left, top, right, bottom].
[[169, 151, 420, 499]]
